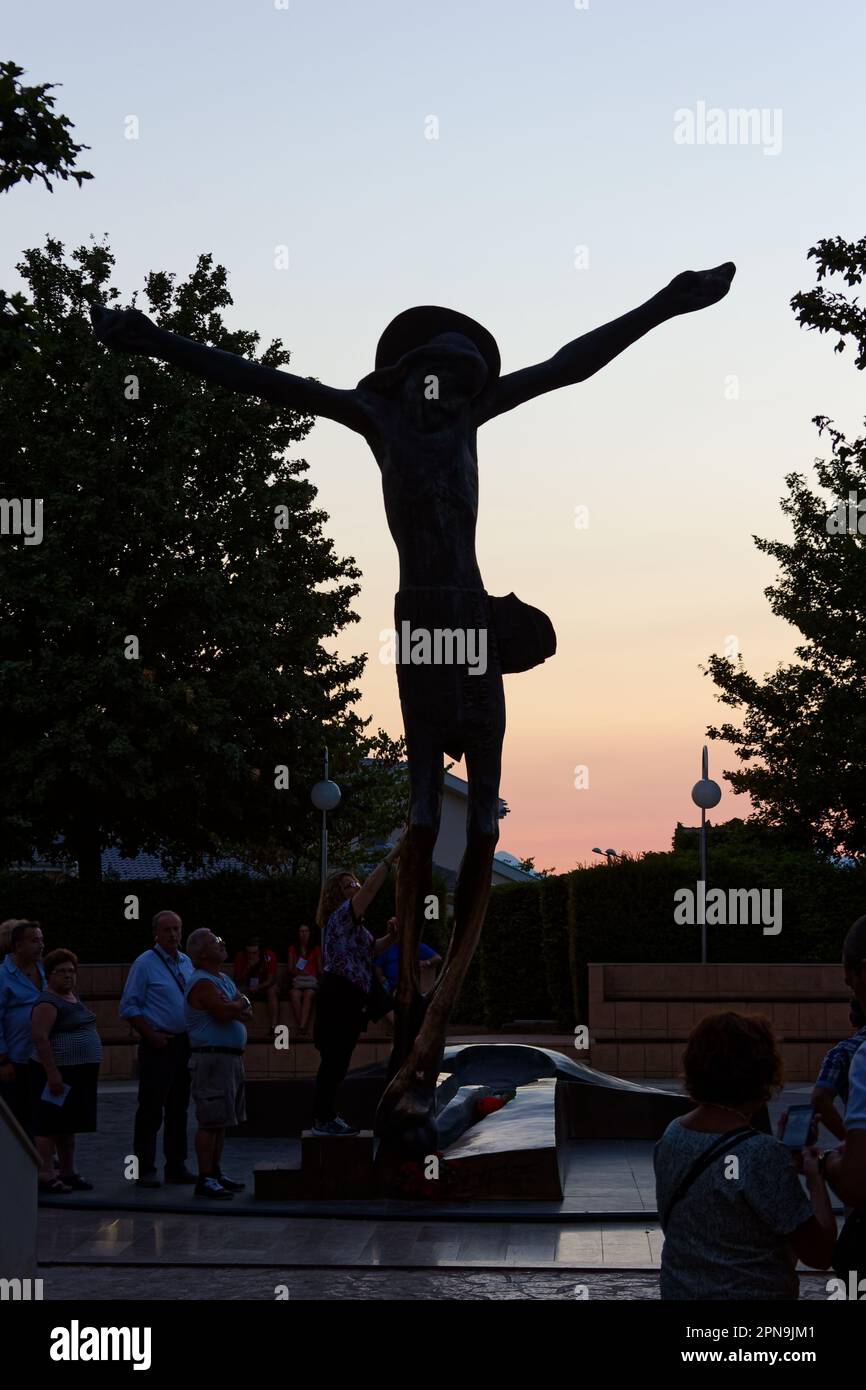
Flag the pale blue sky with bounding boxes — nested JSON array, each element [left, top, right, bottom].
[[4, 0, 865, 866]]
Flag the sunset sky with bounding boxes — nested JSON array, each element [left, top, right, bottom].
[[5, 0, 866, 871]]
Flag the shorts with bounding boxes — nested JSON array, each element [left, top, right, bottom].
[[189, 1052, 246, 1129], [291, 976, 318, 991]]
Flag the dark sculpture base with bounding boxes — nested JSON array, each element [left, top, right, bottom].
[[437, 1078, 562, 1201], [248, 1044, 698, 1203]]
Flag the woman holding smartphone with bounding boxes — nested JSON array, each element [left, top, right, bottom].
[[653, 1011, 836, 1299]]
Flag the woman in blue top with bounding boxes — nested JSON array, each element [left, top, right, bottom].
[[312, 839, 402, 1136]]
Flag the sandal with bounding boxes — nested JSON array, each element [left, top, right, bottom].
[[39, 1177, 73, 1194], [62, 1174, 94, 1191]]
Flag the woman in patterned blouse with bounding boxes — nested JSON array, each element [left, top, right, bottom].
[[311, 841, 402, 1136]]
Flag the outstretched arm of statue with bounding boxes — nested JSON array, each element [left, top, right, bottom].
[[90, 303, 373, 435], [474, 263, 736, 425]]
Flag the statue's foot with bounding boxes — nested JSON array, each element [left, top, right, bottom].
[[374, 1072, 438, 1162]]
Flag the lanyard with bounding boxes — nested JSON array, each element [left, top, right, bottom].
[[151, 946, 186, 996]]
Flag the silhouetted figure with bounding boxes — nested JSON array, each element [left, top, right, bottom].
[[92, 262, 735, 1155]]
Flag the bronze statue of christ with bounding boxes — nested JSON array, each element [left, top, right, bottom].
[[92, 261, 735, 1156]]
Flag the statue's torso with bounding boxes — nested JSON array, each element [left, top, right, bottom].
[[364, 403, 484, 591]]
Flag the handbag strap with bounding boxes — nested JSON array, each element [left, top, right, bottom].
[[661, 1126, 757, 1227], [151, 945, 187, 996]]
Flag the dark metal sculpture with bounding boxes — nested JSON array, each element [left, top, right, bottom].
[[91, 262, 735, 1157]]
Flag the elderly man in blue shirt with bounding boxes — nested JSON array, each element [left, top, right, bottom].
[[119, 910, 195, 1188], [0, 919, 47, 1133], [184, 927, 251, 1199]]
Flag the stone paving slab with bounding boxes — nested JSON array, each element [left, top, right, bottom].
[[37, 1207, 843, 1273], [35, 1265, 837, 1301], [38, 1209, 667, 1267]]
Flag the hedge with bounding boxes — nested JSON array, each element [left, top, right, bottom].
[[479, 844, 865, 1029], [539, 874, 571, 1026], [0, 869, 448, 964], [5, 840, 862, 1030], [479, 882, 552, 1028]]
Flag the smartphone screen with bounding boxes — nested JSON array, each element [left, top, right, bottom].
[[782, 1104, 814, 1149]]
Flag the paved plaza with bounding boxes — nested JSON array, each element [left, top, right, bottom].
[[33, 1079, 843, 1300]]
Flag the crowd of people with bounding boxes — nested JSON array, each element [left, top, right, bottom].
[[0, 834, 440, 1195], [3, 881, 866, 1295]]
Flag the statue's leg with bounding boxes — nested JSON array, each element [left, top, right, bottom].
[[388, 722, 443, 1078], [375, 732, 503, 1157]]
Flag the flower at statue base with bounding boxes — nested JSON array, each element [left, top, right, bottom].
[[396, 1153, 450, 1200], [475, 1088, 516, 1119]]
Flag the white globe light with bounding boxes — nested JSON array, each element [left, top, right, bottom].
[[311, 779, 341, 812], [691, 778, 722, 810]]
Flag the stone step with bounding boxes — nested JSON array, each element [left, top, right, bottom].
[[301, 1128, 375, 1173], [254, 1131, 377, 1199], [253, 1163, 305, 1200]]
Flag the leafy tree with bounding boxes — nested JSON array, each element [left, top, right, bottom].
[[0, 237, 400, 880], [0, 60, 92, 194], [791, 236, 866, 370], [515, 855, 554, 877], [237, 727, 410, 877], [705, 239, 866, 859], [0, 60, 92, 368]]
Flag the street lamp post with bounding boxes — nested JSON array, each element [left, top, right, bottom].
[[310, 747, 341, 887], [691, 745, 722, 965]]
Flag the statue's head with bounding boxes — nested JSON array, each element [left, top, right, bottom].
[[358, 306, 500, 419], [398, 332, 490, 422]]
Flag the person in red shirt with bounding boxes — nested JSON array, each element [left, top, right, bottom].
[[232, 937, 279, 1033], [287, 924, 321, 1038]]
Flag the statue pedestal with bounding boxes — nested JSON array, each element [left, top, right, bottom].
[[254, 1130, 377, 1201], [440, 1078, 562, 1201], [302, 1129, 376, 1197]]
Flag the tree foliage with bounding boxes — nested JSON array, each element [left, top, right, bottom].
[[705, 239, 866, 858], [791, 235, 866, 371], [0, 59, 92, 194], [0, 237, 401, 879]]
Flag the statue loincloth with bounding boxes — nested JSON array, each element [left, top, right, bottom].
[[393, 586, 505, 762]]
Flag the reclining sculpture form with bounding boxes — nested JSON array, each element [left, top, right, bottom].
[[92, 260, 735, 1158]]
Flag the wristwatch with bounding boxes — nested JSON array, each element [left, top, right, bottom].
[[817, 1150, 830, 1176]]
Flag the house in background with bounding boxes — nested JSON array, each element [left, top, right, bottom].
[[409, 769, 538, 893], [12, 771, 539, 889]]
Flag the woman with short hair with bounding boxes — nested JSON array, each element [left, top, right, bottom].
[[654, 1011, 836, 1299], [29, 948, 102, 1193], [312, 842, 402, 1136]]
